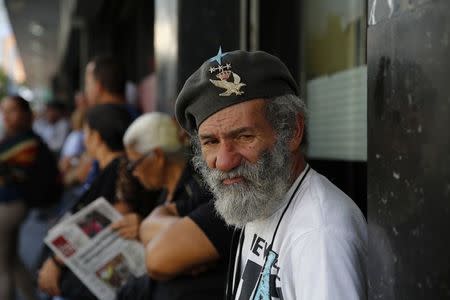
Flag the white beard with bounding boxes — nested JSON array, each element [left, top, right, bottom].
[[192, 140, 292, 228]]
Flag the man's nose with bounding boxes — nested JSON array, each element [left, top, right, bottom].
[[214, 142, 242, 172]]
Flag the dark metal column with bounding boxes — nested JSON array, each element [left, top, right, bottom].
[[154, 0, 240, 113], [368, 0, 450, 298]]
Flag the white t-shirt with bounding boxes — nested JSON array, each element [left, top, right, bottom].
[[33, 118, 70, 152], [233, 166, 367, 300], [61, 131, 85, 158]]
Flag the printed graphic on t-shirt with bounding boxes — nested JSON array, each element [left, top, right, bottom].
[[237, 233, 283, 300]]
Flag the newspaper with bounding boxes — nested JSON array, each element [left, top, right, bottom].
[[44, 197, 147, 300]]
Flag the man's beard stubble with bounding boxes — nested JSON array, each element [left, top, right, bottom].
[[192, 139, 292, 228]]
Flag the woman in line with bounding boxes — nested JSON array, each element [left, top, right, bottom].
[[0, 95, 46, 300]]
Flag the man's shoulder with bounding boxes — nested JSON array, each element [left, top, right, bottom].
[[173, 164, 214, 216], [286, 168, 367, 244], [296, 168, 365, 223]]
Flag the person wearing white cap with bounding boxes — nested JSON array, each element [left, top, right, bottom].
[[123, 112, 186, 195], [117, 112, 234, 300]]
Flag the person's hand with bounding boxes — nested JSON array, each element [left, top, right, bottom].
[[38, 257, 62, 296], [111, 213, 142, 240], [139, 204, 179, 245]]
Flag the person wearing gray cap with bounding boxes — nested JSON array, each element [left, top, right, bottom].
[[175, 48, 368, 300], [117, 112, 234, 300]]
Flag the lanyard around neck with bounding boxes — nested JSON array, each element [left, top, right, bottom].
[[227, 165, 311, 299]]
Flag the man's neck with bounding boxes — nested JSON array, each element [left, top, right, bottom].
[[97, 147, 122, 169], [164, 160, 186, 202], [98, 93, 125, 105], [290, 152, 306, 184]]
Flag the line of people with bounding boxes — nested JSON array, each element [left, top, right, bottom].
[[1, 48, 367, 300], [35, 55, 233, 300]]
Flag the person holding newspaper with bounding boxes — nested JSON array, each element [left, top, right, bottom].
[[38, 104, 133, 299]]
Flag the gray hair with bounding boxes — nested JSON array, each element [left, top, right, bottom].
[[265, 94, 308, 145]]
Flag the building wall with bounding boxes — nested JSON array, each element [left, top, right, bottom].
[[368, 0, 450, 298], [55, 0, 155, 104], [154, 0, 240, 113]]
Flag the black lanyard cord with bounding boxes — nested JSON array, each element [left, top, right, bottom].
[[225, 227, 243, 300], [268, 165, 311, 249]]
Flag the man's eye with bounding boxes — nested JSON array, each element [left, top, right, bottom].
[[202, 140, 218, 146], [238, 135, 254, 141]]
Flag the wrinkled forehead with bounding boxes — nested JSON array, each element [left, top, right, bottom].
[[198, 98, 270, 136]]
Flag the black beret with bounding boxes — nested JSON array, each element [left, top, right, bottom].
[[175, 49, 299, 135]]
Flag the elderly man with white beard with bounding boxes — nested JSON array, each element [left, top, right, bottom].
[[175, 48, 368, 300]]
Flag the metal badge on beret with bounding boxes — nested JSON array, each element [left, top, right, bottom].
[[175, 47, 299, 135], [208, 47, 246, 96]]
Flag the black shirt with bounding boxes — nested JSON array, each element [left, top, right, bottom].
[[118, 164, 234, 300], [59, 156, 123, 300], [153, 167, 233, 300], [189, 201, 233, 261], [157, 163, 212, 215], [71, 156, 122, 213]]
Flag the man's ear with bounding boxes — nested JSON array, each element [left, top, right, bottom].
[[289, 113, 305, 152], [92, 130, 102, 147], [153, 148, 166, 167], [94, 80, 102, 97]]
